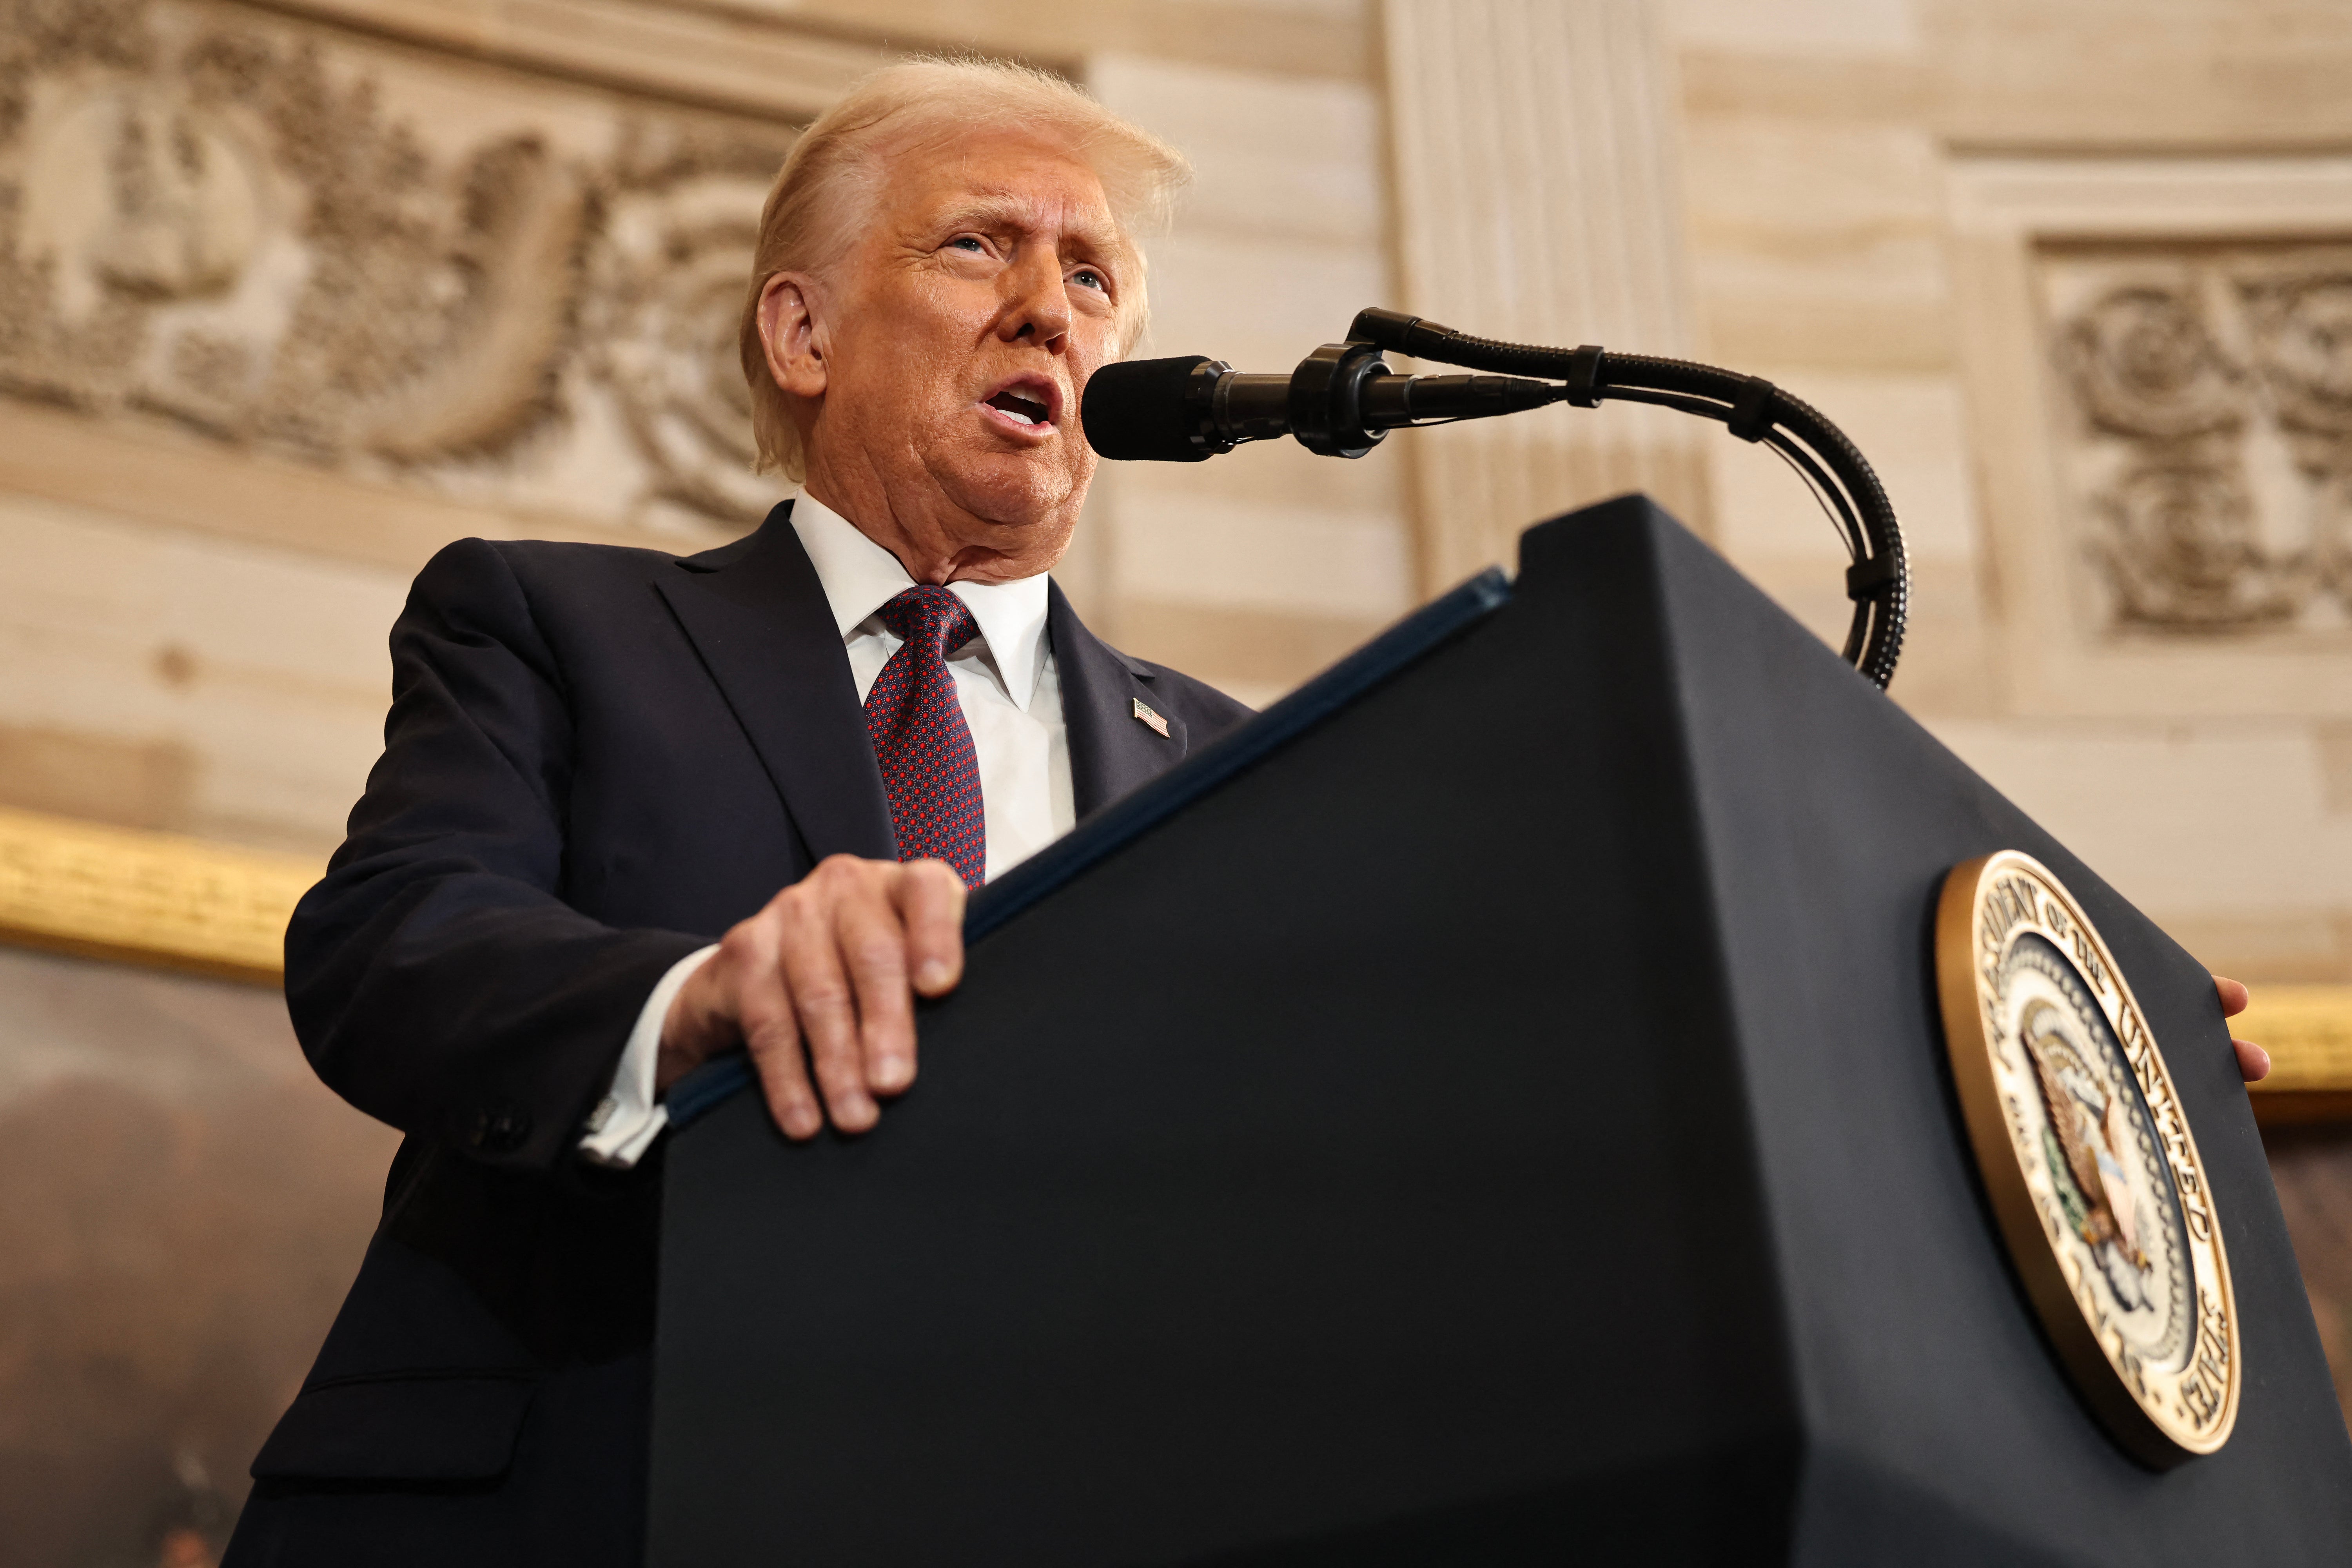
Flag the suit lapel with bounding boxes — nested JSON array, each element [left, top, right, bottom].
[[1048, 581, 1188, 820], [655, 501, 897, 863]]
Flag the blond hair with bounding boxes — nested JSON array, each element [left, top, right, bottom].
[[737, 57, 1191, 481]]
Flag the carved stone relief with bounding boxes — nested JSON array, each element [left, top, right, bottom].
[[2042, 242, 2352, 635], [0, 0, 796, 536]]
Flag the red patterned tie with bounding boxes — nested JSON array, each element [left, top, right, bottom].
[[864, 586, 987, 886]]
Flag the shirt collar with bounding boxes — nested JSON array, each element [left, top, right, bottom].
[[788, 492, 1053, 711]]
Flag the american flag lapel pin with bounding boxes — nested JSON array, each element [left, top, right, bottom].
[[1131, 697, 1170, 738]]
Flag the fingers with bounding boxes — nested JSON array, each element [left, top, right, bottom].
[[2214, 974, 2250, 1017], [2211, 977, 2265, 1085], [2212, 974, 2265, 1085], [899, 858, 968, 997], [730, 926, 824, 1140], [840, 859, 967, 1104], [776, 870, 878, 1134], [2234, 1038, 2271, 1084], [837, 874, 918, 1096], [712, 855, 969, 1142]]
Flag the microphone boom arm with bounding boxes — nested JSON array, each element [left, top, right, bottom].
[[1345, 308, 1908, 691], [1078, 308, 1909, 689]]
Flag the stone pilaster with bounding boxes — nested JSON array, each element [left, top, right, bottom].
[[1381, 0, 1708, 588]]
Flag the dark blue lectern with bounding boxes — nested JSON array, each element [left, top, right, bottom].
[[648, 497, 2352, 1565]]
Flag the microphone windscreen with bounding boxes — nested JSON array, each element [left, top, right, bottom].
[[1082, 356, 1215, 462]]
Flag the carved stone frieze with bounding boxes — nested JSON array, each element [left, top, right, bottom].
[[0, 0, 797, 536], [583, 121, 788, 528], [2042, 243, 2352, 635]]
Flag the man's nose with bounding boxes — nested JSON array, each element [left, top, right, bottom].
[[999, 249, 1071, 347]]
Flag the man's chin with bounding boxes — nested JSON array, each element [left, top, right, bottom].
[[932, 450, 1085, 530]]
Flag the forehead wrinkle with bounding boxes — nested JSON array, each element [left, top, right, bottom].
[[928, 188, 1131, 265]]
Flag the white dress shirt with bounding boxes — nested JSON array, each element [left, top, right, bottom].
[[579, 494, 1074, 1166]]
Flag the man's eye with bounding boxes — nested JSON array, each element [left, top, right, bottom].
[[1073, 269, 1105, 292], [949, 236, 987, 254]]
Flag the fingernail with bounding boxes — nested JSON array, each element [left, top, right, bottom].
[[918, 960, 953, 991], [784, 1104, 821, 1140], [873, 1054, 910, 1090]]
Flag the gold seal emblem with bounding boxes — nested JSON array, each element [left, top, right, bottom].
[[1935, 851, 2239, 1466]]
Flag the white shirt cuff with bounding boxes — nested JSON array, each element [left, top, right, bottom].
[[579, 944, 719, 1169]]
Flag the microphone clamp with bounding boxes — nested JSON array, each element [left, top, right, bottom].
[[1285, 340, 1391, 458]]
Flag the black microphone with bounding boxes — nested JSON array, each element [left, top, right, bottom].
[[1083, 345, 1561, 463], [1081, 305, 1911, 691]]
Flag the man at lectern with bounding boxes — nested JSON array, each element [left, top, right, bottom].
[[226, 53, 2276, 1568], [227, 59, 1246, 1568]]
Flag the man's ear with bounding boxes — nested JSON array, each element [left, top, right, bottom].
[[758, 272, 828, 400]]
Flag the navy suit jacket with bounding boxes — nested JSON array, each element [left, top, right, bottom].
[[230, 503, 1250, 1566]]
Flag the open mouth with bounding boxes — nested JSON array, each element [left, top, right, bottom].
[[980, 377, 1060, 433]]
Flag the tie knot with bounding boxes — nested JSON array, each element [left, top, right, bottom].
[[876, 585, 978, 660]]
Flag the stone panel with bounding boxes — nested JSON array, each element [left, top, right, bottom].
[[1087, 52, 1413, 693], [0, 489, 407, 854], [1922, 0, 2352, 151], [1682, 116, 1953, 374], [1925, 716, 2352, 979]]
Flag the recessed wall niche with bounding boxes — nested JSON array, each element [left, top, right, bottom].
[[2038, 239, 2352, 639], [1946, 153, 2352, 719]]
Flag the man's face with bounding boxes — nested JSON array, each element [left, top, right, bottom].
[[769, 129, 1133, 584]]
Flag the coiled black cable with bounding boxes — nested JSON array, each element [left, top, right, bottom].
[[1348, 309, 1908, 690]]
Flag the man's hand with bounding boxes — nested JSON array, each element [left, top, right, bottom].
[[2215, 975, 2270, 1084], [658, 855, 967, 1139]]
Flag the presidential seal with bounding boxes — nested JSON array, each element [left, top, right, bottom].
[[1935, 851, 2239, 1466]]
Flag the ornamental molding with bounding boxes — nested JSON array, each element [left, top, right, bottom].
[[241, 0, 885, 122], [0, 803, 314, 983]]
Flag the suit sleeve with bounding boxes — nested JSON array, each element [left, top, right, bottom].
[[285, 538, 709, 1174]]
